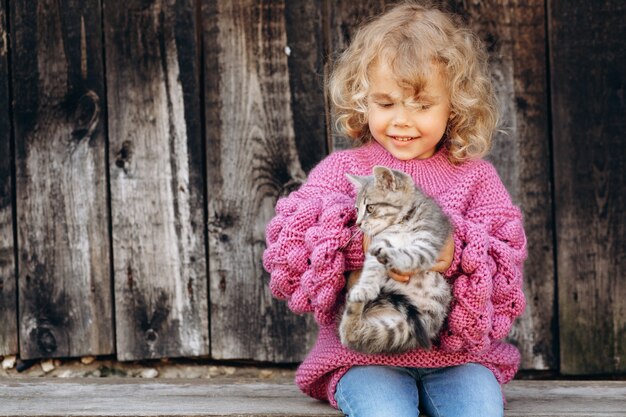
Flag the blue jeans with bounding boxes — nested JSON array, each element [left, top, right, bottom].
[[335, 363, 503, 417]]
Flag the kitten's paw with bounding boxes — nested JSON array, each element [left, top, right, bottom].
[[371, 245, 391, 266], [348, 285, 378, 302]]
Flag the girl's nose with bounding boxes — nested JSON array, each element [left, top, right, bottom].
[[392, 106, 410, 127]]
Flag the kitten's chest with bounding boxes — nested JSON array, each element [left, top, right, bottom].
[[374, 230, 412, 247]]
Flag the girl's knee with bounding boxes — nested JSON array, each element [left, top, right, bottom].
[[453, 364, 503, 417], [419, 363, 503, 417], [336, 366, 419, 417]]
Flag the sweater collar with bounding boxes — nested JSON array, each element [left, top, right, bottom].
[[355, 140, 463, 195]]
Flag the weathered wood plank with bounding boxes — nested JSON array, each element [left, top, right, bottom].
[[203, 0, 316, 362], [325, 0, 385, 152], [10, 0, 113, 359], [0, 379, 625, 417], [549, 0, 626, 374], [285, 0, 328, 173], [104, 0, 208, 361], [503, 380, 626, 416], [0, 378, 340, 416], [446, 0, 556, 370], [503, 0, 555, 371], [0, 0, 18, 356]]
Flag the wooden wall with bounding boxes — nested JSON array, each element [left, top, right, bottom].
[[0, 0, 623, 375], [104, 0, 209, 361], [10, 0, 113, 360], [549, 0, 626, 375], [0, 0, 17, 356]]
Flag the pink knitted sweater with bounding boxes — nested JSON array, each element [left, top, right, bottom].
[[263, 141, 527, 408]]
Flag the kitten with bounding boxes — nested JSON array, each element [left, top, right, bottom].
[[339, 166, 452, 354]]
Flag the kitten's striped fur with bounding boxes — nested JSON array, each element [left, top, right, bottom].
[[339, 166, 452, 354]]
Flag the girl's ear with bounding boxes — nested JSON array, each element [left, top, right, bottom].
[[346, 173, 367, 190], [372, 166, 396, 190]]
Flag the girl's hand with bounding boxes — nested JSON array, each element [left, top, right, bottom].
[[387, 270, 410, 283], [362, 234, 454, 280], [387, 236, 453, 279], [430, 235, 454, 273], [362, 233, 372, 254]]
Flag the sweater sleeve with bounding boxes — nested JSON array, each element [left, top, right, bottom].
[[439, 163, 527, 354], [262, 152, 365, 325]]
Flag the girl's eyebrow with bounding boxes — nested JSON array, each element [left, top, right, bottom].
[[369, 91, 441, 103], [414, 92, 439, 102], [368, 92, 396, 101]]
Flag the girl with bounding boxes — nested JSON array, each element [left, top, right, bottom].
[[263, 2, 527, 416]]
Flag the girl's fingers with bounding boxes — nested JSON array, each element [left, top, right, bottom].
[[362, 234, 371, 252], [431, 235, 454, 272], [388, 270, 410, 282]]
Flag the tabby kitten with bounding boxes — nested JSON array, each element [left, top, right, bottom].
[[339, 166, 452, 354]]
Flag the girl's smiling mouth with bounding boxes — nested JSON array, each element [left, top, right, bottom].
[[389, 136, 418, 142]]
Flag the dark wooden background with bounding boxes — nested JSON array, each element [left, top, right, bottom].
[[0, 0, 624, 375]]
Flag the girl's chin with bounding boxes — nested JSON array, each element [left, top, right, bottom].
[[386, 148, 419, 161], [390, 153, 416, 161], [386, 144, 435, 160]]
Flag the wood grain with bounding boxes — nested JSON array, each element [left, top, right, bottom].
[[10, 0, 113, 359], [104, 0, 208, 361], [1, 379, 625, 416], [0, 0, 620, 373], [549, 0, 626, 374], [0, 378, 342, 416], [504, 0, 555, 371], [285, 0, 328, 173], [203, 0, 316, 362], [447, 0, 556, 370], [0, 0, 18, 356]]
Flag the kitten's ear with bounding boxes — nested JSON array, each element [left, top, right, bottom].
[[346, 173, 367, 190], [390, 169, 413, 190], [372, 166, 396, 190]]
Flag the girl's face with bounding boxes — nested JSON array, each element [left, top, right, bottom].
[[366, 62, 451, 161]]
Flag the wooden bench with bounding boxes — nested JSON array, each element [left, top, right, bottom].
[[0, 378, 624, 416]]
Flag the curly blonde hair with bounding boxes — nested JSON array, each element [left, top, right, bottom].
[[329, 1, 498, 163]]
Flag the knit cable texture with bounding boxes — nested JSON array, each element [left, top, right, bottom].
[[440, 205, 527, 353], [264, 187, 364, 325]]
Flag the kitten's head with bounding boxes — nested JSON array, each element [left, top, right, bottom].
[[346, 166, 415, 235]]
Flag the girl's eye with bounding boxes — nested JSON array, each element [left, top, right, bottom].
[[377, 102, 393, 108], [366, 204, 374, 213], [409, 102, 432, 111]]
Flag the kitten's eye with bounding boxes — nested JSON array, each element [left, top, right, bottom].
[[366, 204, 374, 213]]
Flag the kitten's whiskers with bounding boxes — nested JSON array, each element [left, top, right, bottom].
[[339, 226, 362, 251]]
